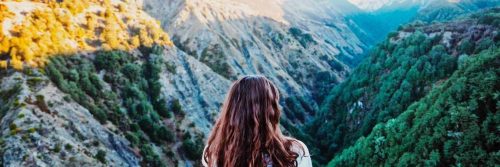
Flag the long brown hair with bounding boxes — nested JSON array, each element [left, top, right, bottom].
[[203, 75, 300, 167]]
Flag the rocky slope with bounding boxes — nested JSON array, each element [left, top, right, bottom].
[[0, 70, 139, 166], [142, 0, 369, 125], [0, 0, 372, 165], [1, 0, 497, 166], [0, 0, 187, 166]]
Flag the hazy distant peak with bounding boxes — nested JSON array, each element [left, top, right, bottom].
[[347, 0, 405, 11], [347, 0, 460, 11], [173, 0, 288, 25]]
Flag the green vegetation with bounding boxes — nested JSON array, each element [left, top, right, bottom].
[[9, 123, 17, 131], [308, 10, 500, 164], [65, 143, 73, 151], [289, 27, 317, 48], [0, 84, 22, 119], [95, 150, 107, 164], [53, 143, 62, 153], [309, 30, 458, 162], [329, 48, 499, 166], [44, 46, 182, 165], [200, 44, 233, 79], [140, 144, 165, 167], [181, 133, 205, 160], [0, 0, 172, 70]]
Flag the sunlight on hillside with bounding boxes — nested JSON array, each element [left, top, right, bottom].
[[0, 0, 173, 70]]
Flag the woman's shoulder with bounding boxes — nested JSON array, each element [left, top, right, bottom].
[[288, 138, 313, 167], [287, 138, 310, 157]]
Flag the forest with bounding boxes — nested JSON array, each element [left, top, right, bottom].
[[305, 8, 500, 166], [329, 46, 499, 166], [0, 1, 498, 166]]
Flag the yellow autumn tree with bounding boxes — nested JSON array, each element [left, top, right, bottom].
[[0, 0, 172, 70], [10, 59, 23, 70], [0, 61, 7, 69]]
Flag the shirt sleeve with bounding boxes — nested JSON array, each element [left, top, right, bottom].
[[202, 146, 208, 167], [296, 140, 313, 167]]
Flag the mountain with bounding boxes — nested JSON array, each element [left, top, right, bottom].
[[0, 0, 171, 69], [142, 0, 368, 112], [346, 0, 422, 12], [309, 8, 500, 165], [0, 0, 498, 166], [0, 0, 180, 166], [414, 0, 500, 22], [139, 0, 375, 151], [329, 38, 499, 167], [346, 0, 490, 12], [0, 0, 371, 166], [336, 0, 499, 45]]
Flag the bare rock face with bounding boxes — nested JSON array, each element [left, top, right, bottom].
[[143, 0, 367, 124], [159, 47, 232, 134], [0, 0, 370, 166], [0, 71, 139, 167]]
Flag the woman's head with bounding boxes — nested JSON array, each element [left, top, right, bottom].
[[204, 75, 299, 167]]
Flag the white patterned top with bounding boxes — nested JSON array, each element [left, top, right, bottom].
[[202, 140, 312, 167]]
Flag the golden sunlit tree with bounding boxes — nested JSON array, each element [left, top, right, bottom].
[[0, 0, 172, 70]]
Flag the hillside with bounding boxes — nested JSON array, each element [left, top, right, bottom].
[[0, 0, 370, 166], [309, 8, 500, 164], [0, 0, 199, 166], [0, 0, 171, 69], [142, 0, 369, 122], [329, 43, 499, 167], [337, 0, 499, 45], [0, 0, 498, 166]]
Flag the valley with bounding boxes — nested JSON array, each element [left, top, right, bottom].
[[0, 0, 498, 166]]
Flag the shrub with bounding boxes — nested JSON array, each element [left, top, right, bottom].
[[181, 135, 204, 160], [9, 123, 17, 130], [27, 127, 36, 133], [125, 132, 140, 146], [156, 126, 174, 142], [65, 143, 73, 150], [171, 99, 182, 114], [140, 144, 164, 166], [89, 106, 107, 123], [53, 143, 62, 153], [95, 150, 106, 164], [155, 98, 170, 118], [165, 61, 176, 74], [95, 51, 125, 72], [458, 40, 475, 55], [139, 115, 156, 137], [122, 63, 142, 81]]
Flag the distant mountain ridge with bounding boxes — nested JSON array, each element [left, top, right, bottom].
[[347, 0, 463, 12], [0, 0, 498, 166], [142, 0, 369, 132], [336, 0, 500, 46]]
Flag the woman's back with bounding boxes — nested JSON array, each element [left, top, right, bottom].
[[262, 140, 312, 167], [203, 139, 312, 167], [202, 75, 313, 167]]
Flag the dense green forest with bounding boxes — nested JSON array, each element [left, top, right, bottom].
[[329, 47, 499, 166], [305, 8, 500, 165]]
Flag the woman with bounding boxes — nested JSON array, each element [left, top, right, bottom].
[[202, 75, 312, 167]]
